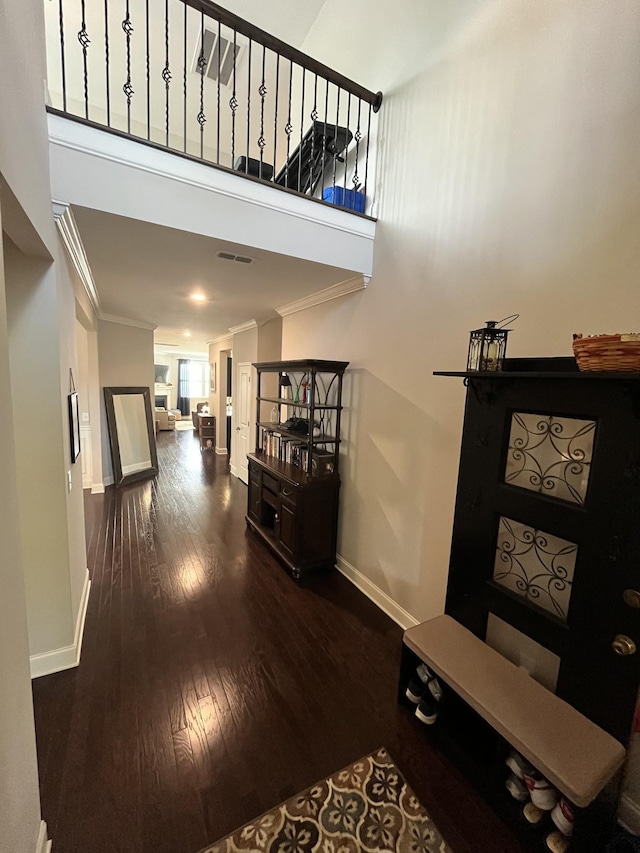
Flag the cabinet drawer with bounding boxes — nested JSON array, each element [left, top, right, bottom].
[[199, 415, 215, 427], [263, 488, 279, 510], [263, 472, 279, 494], [280, 483, 297, 504]]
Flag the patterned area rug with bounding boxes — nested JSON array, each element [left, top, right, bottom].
[[199, 747, 453, 853]]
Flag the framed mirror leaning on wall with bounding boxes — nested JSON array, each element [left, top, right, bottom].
[[104, 387, 158, 487]]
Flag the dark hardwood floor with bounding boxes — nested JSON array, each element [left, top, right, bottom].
[[32, 428, 525, 853]]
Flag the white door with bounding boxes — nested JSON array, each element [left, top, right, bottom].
[[235, 363, 252, 484]]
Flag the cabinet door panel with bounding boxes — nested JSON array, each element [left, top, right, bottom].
[[248, 475, 261, 522], [279, 501, 296, 556]]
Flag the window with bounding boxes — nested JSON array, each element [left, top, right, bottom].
[[188, 361, 208, 398]]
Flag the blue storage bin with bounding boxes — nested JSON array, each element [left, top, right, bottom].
[[322, 186, 365, 213]]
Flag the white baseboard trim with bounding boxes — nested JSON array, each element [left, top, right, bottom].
[[36, 820, 52, 853], [618, 793, 640, 835], [215, 446, 228, 455], [336, 555, 419, 630], [30, 569, 91, 679], [230, 462, 238, 477], [91, 481, 105, 493]]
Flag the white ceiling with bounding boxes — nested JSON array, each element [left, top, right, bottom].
[[72, 205, 353, 349]]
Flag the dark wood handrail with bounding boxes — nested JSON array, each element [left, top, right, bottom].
[[181, 0, 382, 112]]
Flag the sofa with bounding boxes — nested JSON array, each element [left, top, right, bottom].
[[155, 407, 176, 431]]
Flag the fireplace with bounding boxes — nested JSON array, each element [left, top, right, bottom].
[[155, 395, 168, 408]]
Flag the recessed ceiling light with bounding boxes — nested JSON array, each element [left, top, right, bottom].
[[191, 293, 206, 302], [184, 331, 192, 338]]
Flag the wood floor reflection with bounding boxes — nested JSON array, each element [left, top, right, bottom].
[[32, 428, 524, 853]]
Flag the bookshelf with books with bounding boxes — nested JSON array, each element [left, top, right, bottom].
[[246, 359, 348, 580]]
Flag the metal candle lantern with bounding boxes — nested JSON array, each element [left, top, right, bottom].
[[467, 316, 517, 372], [280, 372, 292, 398]]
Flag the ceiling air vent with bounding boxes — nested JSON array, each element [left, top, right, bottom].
[[192, 29, 242, 87], [217, 251, 254, 264]]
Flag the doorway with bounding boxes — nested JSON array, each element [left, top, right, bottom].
[[234, 362, 252, 485]]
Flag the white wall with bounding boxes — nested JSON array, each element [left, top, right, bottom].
[[5, 239, 76, 657], [294, 0, 640, 628], [0, 0, 60, 846], [293, 0, 640, 800], [98, 319, 154, 485], [0, 212, 42, 853]]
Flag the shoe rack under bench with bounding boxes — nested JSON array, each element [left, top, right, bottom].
[[398, 616, 626, 853]]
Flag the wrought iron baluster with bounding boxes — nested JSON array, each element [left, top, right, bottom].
[[145, 0, 150, 139], [58, 0, 67, 111], [162, 0, 171, 147], [230, 30, 238, 166], [284, 59, 293, 186], [352, 98, 362, 195], [183, 2, 187, 152], [309, 74, 318, 195], [122, 1, 134, 134], [343, 91, 351, 196], [332, 85, 341, 193], [273, 53, 280, 175], [78, 0, 90, 119], [298, 67, 305, 193], [258, 46, 267, 176], [197, 10, 207, 159], [245, 38, 252, 173], [216, 18, 221, 164], [320, 79, 329, 198], [363, 102, 372, 210], [103, 0, 110, 124]]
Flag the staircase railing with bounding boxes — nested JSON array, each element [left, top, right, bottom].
[[45, 0, 382, 215]]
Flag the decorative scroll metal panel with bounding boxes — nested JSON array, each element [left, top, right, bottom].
[[493, 516, 577, 622], [504, 413, 596, 505]]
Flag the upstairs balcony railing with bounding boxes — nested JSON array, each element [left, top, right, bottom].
[[45, 0, 382, 216]]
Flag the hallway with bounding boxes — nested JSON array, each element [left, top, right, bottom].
[[32, 428, 524, 853]]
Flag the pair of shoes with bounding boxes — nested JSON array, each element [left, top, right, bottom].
[[405, 663, 443, 725], [505, 749, 535, 804]]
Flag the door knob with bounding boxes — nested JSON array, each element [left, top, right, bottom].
[[236, 426, 240, 430], [623, 589, 640, 609], [612, 635, 636, 656]]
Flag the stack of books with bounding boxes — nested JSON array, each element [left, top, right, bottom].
[[260, 428, 307, 468]]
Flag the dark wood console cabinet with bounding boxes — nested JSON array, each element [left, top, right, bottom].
[[245, 359, 348, 580], [247, 454, 340, 579]]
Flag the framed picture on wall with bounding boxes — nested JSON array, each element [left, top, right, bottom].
[[68, 392, 81, 463], [210, 362, 216, 392]]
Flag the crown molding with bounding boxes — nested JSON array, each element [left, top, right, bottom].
[[276, 274, 368, 318], [207, 333, 234, 344], [228, 319, 259, 335], [53, 201, 157, 332], [99, 312, 157, 331], [52, 200, 101, 316]]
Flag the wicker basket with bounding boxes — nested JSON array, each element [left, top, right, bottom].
[[572, 333, 640, 372]]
